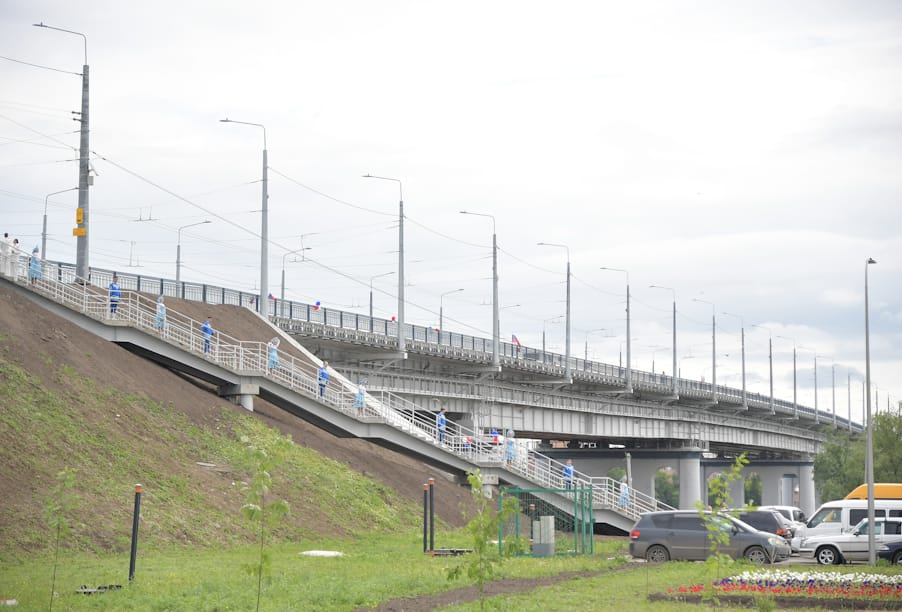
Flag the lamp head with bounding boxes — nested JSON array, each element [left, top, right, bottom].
[[867, 257, 877, 264]]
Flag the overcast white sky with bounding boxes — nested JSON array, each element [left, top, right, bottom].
[[2, 1, 900, 423]]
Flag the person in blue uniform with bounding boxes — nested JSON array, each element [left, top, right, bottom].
[[109, 275, 121, 316]]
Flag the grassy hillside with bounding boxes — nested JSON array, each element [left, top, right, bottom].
[[0, 356, 423, 555], [0, 284, 470, 558]]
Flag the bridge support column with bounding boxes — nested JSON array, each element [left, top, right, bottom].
[[781, 476, 797, 506], [218, 383, 260, 412], [728, 476, 745, 508], [678, 453, 702, 509], [798, 461, 815, 517], [753, 465, 786, 506]]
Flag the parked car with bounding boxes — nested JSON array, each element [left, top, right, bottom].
[[629, 511, 791, 564], [799, 517, 902, 565], [790, 499, 902, 552], [733, 510, 794, 541], [878, 540, 902, 564], [758, 505, 807, 531]]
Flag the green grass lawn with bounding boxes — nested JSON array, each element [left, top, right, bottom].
[[2, 533, 901, 611]]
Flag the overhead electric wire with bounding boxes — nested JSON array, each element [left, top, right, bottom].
[[269, 167, 392, 217], [0, 54, 82, 76], [0, 113, 77, 151]]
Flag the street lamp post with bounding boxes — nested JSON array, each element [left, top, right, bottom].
[[584, 328, 607, 362], [601, 267, 632, 392], [369, 271, 395, 320], [176, 220, 211, 284], [42, 187, 78, 260], [220, 118, 268, 315], [693, 298, 716, 402], [778, 335, 799, 419], [679, 354, 695, 379], [542, 315, 563, 361], [461, 211, 499, 369], [865, 257, 877, 564], [650, 285, 677, 396], [723, 312, 747, 410], [538, 243, 571, 381], [280, 246, 312, 317], [439, 288, 464, 344], [647, 345, 669, 376], [34, 23, 90, 281], [364, 175, 405, 357], [798, 346, 818, 423], [832, 361, 837, 427], [751, 325, 775, 415]]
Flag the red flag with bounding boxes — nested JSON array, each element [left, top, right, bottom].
[[512, 334, 522, 348]]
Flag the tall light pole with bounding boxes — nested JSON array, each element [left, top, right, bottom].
[[865, 257, 877, 564], [751, 325, 775, 415], [584, 328, 607, 362], [34, 23, 90, 281], [647, 345, 669, 375], [439, 288, 464, 343], [723, 312, 747, 410], [221, 119, 268, 314], [693, 298, 716, 402], [176, 220, 211, 283], [542, 315, 563, 359], [847, 372, 853, 432], [42, 187, 78, 260], [369, 271, 395, 320], [460, 211, 500, 369], [778, 335, 799, 419], [601, 267, 632, 392], [280, 246, 312, 316], [364, 175, 405, 356], [538, 243, 571, 380], [679, 354, 695, 379], [650, 285, 677, 396], [814, 354, 835, 427], [831, 361, 837, 427], [799, 346, 818, 423]]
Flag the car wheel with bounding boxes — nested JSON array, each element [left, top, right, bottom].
[[645, 545, 669, 563], [744, 545, 768, 563], [816, 546, 841, 565], [893, 550, 902, 565]]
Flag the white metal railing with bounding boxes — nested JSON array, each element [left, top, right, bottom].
[[3, 262, 653, 524]]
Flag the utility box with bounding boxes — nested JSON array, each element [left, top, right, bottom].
[[532, 515, 555, 557]]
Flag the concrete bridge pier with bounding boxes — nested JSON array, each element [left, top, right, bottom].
[[218, 382, 260, 412], [679, 452, 702, 509]]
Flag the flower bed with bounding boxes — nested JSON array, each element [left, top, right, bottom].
[[713, 569, 902, 600], [662, 569, 902, 608]]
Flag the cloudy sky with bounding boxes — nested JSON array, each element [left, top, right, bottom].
[[2, 1, 900, 423]]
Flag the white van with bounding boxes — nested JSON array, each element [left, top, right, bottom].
[[791, 500, 902, 551]]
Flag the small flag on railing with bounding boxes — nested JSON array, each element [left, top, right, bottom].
[[511, 334, 521, 348]]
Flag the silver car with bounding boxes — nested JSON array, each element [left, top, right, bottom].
[[629, 510, 791, 564], [799, 517, 902, 565]]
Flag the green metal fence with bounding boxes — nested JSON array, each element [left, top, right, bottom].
[[499, 485, 594, 556]]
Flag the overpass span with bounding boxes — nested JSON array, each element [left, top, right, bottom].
[[5, 259, 856, 517]]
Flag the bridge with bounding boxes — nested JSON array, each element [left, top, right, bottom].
[[3, 256, 857, 528]]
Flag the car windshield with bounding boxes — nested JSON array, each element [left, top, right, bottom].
[[808, 507, 841, 528]]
